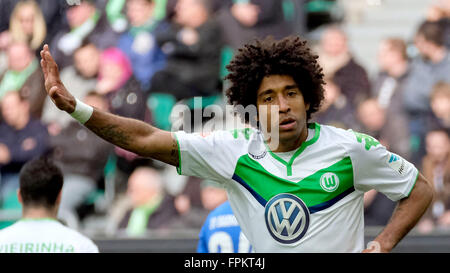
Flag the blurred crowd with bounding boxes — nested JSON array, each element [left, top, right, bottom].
[[0, 0, 448, 237]]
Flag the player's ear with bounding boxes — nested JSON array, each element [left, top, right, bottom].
[[17, 189, 23, 205], [305, 103, 310, 111], [55, 190, 62, 206]]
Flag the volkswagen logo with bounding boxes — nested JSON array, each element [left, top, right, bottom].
[[264, 193, 310, 244]]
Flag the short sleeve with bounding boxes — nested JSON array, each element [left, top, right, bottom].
[[347, 131, 419, 201], [174, 130, 249, 183]]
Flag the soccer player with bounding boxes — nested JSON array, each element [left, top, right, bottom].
[[197, 200, 253, 253], [40, 36, 434, 253], [0, 157, 99, 253]]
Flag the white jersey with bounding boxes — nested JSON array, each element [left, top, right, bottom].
[[174, 123, 418, 252], [0, 218, 99, 253]]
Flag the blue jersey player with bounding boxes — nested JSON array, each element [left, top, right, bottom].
[[197, 201, 252, 253]]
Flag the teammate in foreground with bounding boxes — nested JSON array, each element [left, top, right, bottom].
[[40, 36, 433, 252], [0, 157, 99, 253]]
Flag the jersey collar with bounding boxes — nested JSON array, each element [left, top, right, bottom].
[[265, 122, 321, 176]]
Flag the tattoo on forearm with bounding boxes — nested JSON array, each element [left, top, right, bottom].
[[169, 138, 179, 165], [89, 124, 131, 148], [84, 111, 179, 166]]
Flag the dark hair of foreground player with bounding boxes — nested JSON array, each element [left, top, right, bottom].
[[19, 157, 63, 209]]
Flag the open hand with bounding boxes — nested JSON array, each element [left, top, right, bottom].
[[40, 44, 76, 113]]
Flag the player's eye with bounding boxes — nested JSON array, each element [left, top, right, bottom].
[[287, 90, 298, 97], [264, 96, 273, 103]]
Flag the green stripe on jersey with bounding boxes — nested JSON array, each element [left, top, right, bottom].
[[265, 123, 321, 176], [234, 155, 354, 207]]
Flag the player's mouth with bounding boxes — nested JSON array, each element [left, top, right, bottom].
[[279, 117, 297, 131]]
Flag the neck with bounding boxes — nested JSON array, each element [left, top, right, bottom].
[[187, 14, 208, 28], [13, 114, 29, 130], [269, 123, 309, 153], [387, 61, 408, 78], [22, 206, 58, 220], [132, 13, 155, 28]]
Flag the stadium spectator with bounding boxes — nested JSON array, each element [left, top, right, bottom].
[[0, 41, 45, 119], [170, 179, 227, 229], [105, 0, 169, 34], [403, 20, 450, 165], [0, 91, 49, 204], [50, 0, 119, 69], [370, 38, 412, 159], [200, 180, 228, 211], [149, 0, 223, 100], [97, 47, 146, 118], [215, 0, 293, 49], [315, 25, 371, 110], [107, 167, 178, 237], [116, 0, 167, 90], [356, 99, 385, 142], [0, 0, 66, 47], [373, 38, 410, 108], [50, 92, 113, 229], [430, 82, 450, 130], [36, 0, 67, 45], [425, 0, 450, 49], [0, 157, 99, 253], [9, 0, 47, 54], [197, 200, 253, 253], [42, 42, 101, 130], [96, 47, 150, 196], [356, 98, 410, 159], [170, 176, 205, 228], [0, 31, 10, 75], [362, 39, 415, 223], [313, 78, 358, 130], [417, 128, 450, 233]]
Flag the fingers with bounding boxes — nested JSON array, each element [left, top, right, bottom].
[[40, 45, 49, 78], [40, 44, 61, 85], [40, 44, 58, 74], [44, 51, 57, 72], [40, 57, 48, 79]]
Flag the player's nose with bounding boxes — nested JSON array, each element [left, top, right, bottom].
[[278, 94, 290, 113]]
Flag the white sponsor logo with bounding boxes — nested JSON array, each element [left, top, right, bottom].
[[386, 153, 407, 175]]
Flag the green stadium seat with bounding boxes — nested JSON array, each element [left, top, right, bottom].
[[306, 0, 336, 13], [0, 191, 21, 229], [220, 45, 234, 80], [147, 93, 177, 131], [282, 0, 296, 21]]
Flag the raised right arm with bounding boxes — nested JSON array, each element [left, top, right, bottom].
[[40, 45, 179, 167]]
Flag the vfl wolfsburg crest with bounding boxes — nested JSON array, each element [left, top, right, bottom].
[[264, 193, 310, 244], [320, 172, 339, 192]]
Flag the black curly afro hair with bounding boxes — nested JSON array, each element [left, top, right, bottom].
[[225, 36, 325, 123]]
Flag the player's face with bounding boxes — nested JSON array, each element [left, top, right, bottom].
[[256, 74, 310, 150]]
